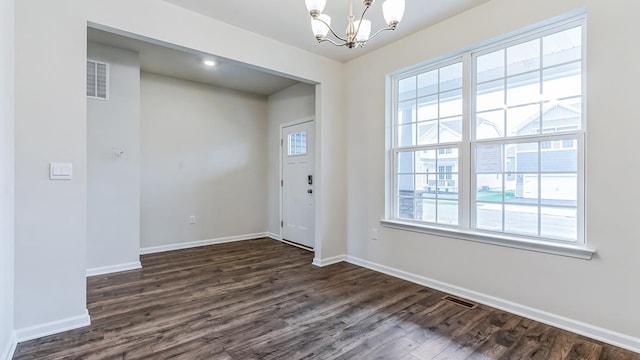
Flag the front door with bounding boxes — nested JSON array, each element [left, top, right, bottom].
[[281, 120, 315, 248]]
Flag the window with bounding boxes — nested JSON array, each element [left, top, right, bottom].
[[388, 16, 586, 249], [288, 131, 307, 156], [395, 60, 462, 225]]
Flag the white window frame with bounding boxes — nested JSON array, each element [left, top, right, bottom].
[[383, 13, 593, 259]]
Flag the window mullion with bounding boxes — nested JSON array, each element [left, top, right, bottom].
[[460, 53, 472, 230]]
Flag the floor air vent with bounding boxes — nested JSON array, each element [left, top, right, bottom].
[[442, 295, 478, 309]]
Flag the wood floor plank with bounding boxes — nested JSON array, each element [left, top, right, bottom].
[[13, 238, 640, 360]]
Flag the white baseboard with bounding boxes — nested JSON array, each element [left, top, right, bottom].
[[266, 232, 281, 241], [86, 261, 142, 277], [139, 232, 268, 255], [15, 310, 90, 343], [1, 332, 16, 360], [345, 255, 640, 354], [312, 254, 346, 267]]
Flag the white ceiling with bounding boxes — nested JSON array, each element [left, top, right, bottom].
[[87, 0, 489, 96], [88, 28, 300, 96], [162, 0, 490, 63]]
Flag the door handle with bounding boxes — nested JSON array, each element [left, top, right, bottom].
[[307, 189, 313, 194]]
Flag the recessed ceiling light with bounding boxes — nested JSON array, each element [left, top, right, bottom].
[[203, 60, 216, 67]]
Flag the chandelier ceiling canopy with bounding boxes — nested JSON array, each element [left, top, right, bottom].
[[305, 0, 406, 49]]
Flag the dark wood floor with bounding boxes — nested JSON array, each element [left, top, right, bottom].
[[14, 238, 640, 360]]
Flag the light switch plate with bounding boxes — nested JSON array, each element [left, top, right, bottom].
[[50, 162, 73, 180]]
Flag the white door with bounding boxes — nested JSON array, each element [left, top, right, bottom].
[[282, 121, 315, 248]]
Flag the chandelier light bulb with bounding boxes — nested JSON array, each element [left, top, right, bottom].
[[354, 20, 372, 42], [382, 0, 405, 27], [305, 0, 326, 17], [311, 14, 331, 39]]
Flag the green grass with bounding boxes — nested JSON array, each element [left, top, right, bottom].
[[476, 191, 515, 202]]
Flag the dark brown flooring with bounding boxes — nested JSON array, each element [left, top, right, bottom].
[[14, 238, 640, 359]]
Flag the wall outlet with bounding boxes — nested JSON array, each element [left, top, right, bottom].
[[371, 228, 378, 240], [189, 215, 196, 224]]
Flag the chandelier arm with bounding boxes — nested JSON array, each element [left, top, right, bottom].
[[319, 38, 349, 47], [366, 26, 395, 42], [315, 17, 349, 42], [354, 3, 372, 38]]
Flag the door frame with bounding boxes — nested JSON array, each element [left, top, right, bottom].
[[279, 117, 316, 250]]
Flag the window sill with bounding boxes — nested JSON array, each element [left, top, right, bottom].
[[380, 219, 595, 260]]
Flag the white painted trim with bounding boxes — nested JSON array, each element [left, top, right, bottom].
[[1, 332, 16, 360], [266, 232, 282, 241], [139, 233, 267, 255], [345, 255, 640, 354], [312, 254, 346, 267], [15, 310, 90, 343], [86, 261, 142, 277]]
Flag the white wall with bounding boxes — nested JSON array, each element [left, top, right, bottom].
[[0, 0, 15, 356], [141, 72, 268, 248], [87, 42, 141, 272], [14, 0, 89, 333], [267, 83, 316, 236], [14, 0, 346, 335], [345, 0, 640, 346]]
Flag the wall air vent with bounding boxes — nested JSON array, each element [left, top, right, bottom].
[[86, 60, 109, 100], [442, 295, 478, 309]]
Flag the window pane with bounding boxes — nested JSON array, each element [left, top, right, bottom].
[[418, 70, 438, 97], [397, 123, 416, 147], [477, 79, 504, 112], [417, 95, 438, 121], [541, 147, 577, 172], [420, 198, 436, 222], [417, 121, 438, 145], [438, 200, 459, 225], [440, 89, 463, 118], [541, 206, 577, 241], [540, 174, 577, 206], [507, 104, 540, 137], [438, 173, 458, 196], [477, 49, 504, 83], [440, 62, 463, 92], [514, 142, 539, 172], [476, 174, 503, 202], [397, 100, 416, 124], [504, 204, 538, 237], [396, 151, 414, 174], [543, 62, 581, 101], [476, 110, 505, 140], [476, 203, 502, 231], [425, 174, 437, 194], [507, 71, 540, 107], [397, 197, 417, 220], [399, 76, 416, 101], [543, 26, 582, 68], [441, 117, 462, 142], [397, 174, 415, 196], [420, 149, 437, 173], [541, 100, 581, 131], [507, 39, 540, 76]]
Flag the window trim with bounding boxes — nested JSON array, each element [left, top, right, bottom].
[[384, 12, 593, 259]]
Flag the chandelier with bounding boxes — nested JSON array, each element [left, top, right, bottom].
[[305, 0, 406, 48]]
